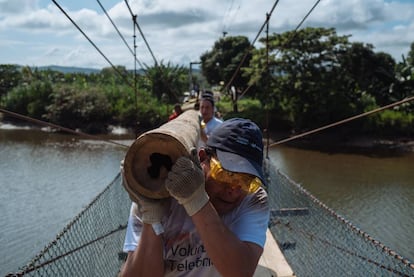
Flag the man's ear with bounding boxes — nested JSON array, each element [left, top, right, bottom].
[[198, 148, 208, 163]]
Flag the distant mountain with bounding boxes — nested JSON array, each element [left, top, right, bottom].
[[30, 65, 148, 75], [32, 65, 101, 74], [14, 64, 191, 75]]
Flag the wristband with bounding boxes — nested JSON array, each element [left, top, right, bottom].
[[151, 222, 164, 235]]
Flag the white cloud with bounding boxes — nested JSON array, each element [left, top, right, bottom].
[[0, 0, 37, 15], [0, 0, 413, 68]]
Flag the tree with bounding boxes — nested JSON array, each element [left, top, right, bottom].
[[45, 85, 112, 133], [394, 42, 414, 112], [0, 64, 22, 104], [200, 36, 252, 89], [248, 27, 356, 129], [21, 66, 34, 83], [246, 27, 405, 133], [338, 43, 396, 106], [143, 61, 188, 104], [100, 65, 131, 85], [406, 42, 414, 66], [200, 36, 253, 112], [4, 80, 53, 120]]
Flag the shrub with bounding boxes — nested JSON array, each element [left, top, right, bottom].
[[4, 80, 53, 120], [45, 85, 112, 133], [365, 109, 414, 136]]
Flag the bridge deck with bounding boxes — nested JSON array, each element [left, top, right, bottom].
[[254, 229, 295, 277]]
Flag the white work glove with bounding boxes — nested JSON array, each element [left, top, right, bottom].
[[121, 160, 168, 225], [165, 149, 209, 216], [131, 189, 168, 225]]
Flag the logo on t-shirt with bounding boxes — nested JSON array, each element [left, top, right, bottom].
[[166, 241, 213, 272]]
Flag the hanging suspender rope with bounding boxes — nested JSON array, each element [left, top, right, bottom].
[[96, 0, 144, 70], [123, 1, 180, 101], [270, 96, 414, 147], [124, 0, 158, 66], [223, 0, 280, 93], [51, 0, 133, 87], [224, 0, 322, 94]]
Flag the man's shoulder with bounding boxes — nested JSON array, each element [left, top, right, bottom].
[[206, 117, 223, 130], [215, 117, 223, 123], [253, 187, 268, 201], [243, 187, 269, 208], [211, 117, 223, 125]]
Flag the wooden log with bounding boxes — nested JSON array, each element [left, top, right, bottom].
[[123, 110, 200, 199]]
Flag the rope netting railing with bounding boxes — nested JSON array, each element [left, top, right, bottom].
[[6, 160, 414, 276], [264, 159, 414, 276], [6, 173, 131, 277]]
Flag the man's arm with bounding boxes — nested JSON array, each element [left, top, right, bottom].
[[192, 202, 263, 277], [119, 224, 164, 277]]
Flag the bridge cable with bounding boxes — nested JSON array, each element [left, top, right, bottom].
[[265, 13, 271, 159], [270, 95, 414, 147], [237, 0, 322, 99], [238, 0, 324, 150], [0, 108, 129, 148], [9, 1, 174, 145], [51, 0, 133, 87], [272, 0, 322, 59], [223, 0, 280, 93], [221, 0, 235, 35], [96, 0, 145, 70], [124, 1, 182, 102], [124, 0, 158, 66]]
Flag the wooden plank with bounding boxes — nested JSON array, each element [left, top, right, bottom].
[[254, 229, 296, 277], [271, 208, 309, 217]]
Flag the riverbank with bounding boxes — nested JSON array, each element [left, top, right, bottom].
[[267, 131, 414, 157], [2, 116, 414, 156]]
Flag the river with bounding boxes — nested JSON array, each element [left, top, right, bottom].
[[268, 145, 414, 262], [1, 126, 413, 275]]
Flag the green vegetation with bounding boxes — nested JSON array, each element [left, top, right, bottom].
[[1, 27, 414, 138], [202, 27, 414, 137], [0, 63, 188, 134]]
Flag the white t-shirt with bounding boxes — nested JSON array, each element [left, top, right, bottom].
[[198, 116, 223, 149], [204, 117, 223, 137], [123, 188, 269, 277]]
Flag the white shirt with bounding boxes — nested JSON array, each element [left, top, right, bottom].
[[123, 188, 269, 276], [198, 116, 223, 149]]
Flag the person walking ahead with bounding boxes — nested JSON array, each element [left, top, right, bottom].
[[168, 103, 183, 121], [198, 93, 223, 147], [120, 118, 269, 277]]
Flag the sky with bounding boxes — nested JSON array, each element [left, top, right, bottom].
[[1, 0, 414, 70]]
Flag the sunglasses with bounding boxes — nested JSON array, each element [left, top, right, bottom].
[[209, 157, 261, 193]]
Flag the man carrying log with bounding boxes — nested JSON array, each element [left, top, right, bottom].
[[120, 118, 269, 277]]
